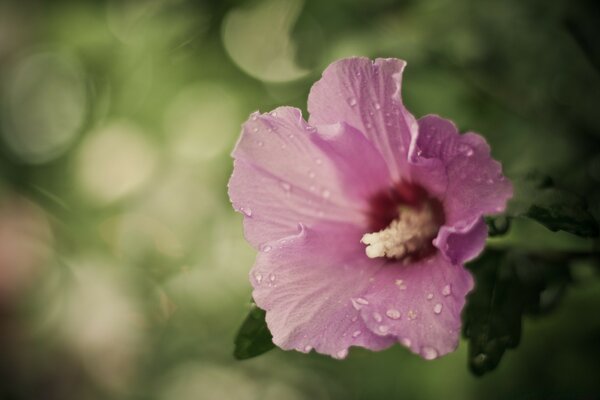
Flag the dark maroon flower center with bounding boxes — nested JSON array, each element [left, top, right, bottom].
[[361, 182, 445, 260]]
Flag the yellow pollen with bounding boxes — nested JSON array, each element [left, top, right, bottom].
[[361, 204, 439, 259]]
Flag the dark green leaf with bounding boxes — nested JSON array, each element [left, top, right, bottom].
[[233, 303, 275, 360], [463, 250, 570, 376], [508, 173, 599, 237]]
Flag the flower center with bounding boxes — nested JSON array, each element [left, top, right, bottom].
[[362, 183, 443, 260]]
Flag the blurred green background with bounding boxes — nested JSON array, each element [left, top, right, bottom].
[[0, 0, 599, 399]]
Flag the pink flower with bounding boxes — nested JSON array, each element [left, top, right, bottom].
[[228, 57, 512, 360]]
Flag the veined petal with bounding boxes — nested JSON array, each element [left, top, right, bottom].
[[359, 253, 474, 359], [229, 107, 366, 248], [307, 57, 418, 181], [411, 115, 513, 263], [412, 115, 513, 224], [251, 222, 395, 358]]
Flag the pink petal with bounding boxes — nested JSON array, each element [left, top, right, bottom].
[[229, 107, 368, 247], [433, 217, 488, 264], [413, 115, 513, 225], [310, 122, 392, 206], [251, 222, 395, 358], [307, 57, 418, 181], [359, 253, 474, 360], [411, 115, 513, 263]]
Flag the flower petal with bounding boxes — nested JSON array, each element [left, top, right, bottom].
[[433, 217, 488, 264], [310, 122, 392, 206], [251, 222, 395, 358], [307, 57, 418, 181], [359, 253, 474, 360], [412, 114, 513, 224], [229, 107, 367, 247]]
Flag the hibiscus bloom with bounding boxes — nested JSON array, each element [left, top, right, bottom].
[[228, 57, 512, 360]]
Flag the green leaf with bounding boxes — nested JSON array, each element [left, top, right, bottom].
[[508, 173, 599, 237], [463, 249, 570, 376], [233, 302, 275, 360]]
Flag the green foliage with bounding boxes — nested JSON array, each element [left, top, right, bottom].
[[463, 249, 571, 375], [233, 302, 275, 360]]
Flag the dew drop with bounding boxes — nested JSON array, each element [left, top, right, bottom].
[[442, 284, 452, 296], [322, 189, 331, 199], [356, 297, 369, 305], [269, 273, 276, 282], [407, 310, 417, 320], [352, 330, 362, 338], [395, 279, 407, 290], [401, 338, 412, 347], [280, 182, 291, 192], [270, 111, 278, 117], [433, 303, 443, 314], [347, 97, 357, 106], [315, 158, 323, 165], [256, 140, 264, 147], [374, 102, 381, 110], [459, 144, 474, 157], [262, 245, 272, 253], [351, 315, 358, 322], [304, 345, 313, 352], [373, 312, 382, 322], [336, 349, 348, 359], [251, 114, 258, 121], [386, 309, 401, 320], [378, 325, 389, 334], [421, 346, 438, 360], [426, 293, 434, 300], [241, 207, 253, 217], [252, 127, 258, 133], [254, 272, 262, 284]]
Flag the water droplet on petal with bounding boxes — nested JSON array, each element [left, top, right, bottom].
[[347, 97, 357, 106], [315, 158, 323, 165], [351, 316, 358, 322], [304, 345, 313, 352], [254, 272, 262, 284], [336, 349, 348, 359], [252, 127, 258, 133], [256, 140, 264, 147], [459, 144, 474, 157], [280, 181, 291, 192], [426, 293, 434, 300], [251, 115, 258, 121], [395, 279, 407, 290], [261, 245, 272, 253], [378, 325, 389, 334], [433, 303, 443, 314], [421, 346, 438, 360], [401, 338, 411, 347], [374, 102, 381, 110], [241, 207, 253, 216], [442, 284, 452, 296], [356, 297, 369, 305], [373, 312, 382, 322], [352, 330, 362, 338], [269, 273, 276, 282], [407, 310, 417, 320], [386, 309, 401, 319]]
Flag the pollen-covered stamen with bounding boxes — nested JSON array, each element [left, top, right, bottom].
[[361, 203, 440, 259]]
